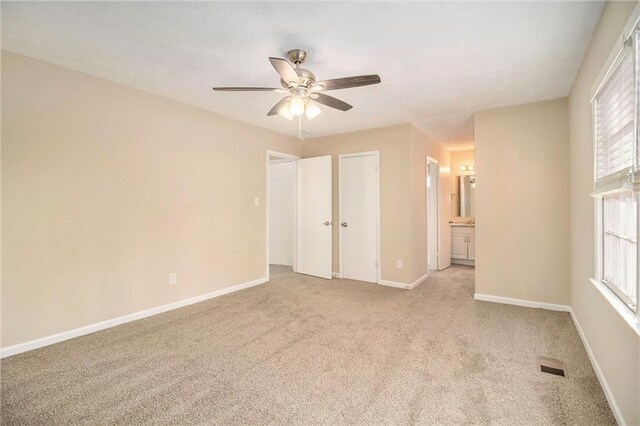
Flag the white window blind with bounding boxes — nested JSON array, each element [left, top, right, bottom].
[[593, 44, 636, 194]]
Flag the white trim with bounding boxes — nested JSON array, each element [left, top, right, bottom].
[[337, 150, 380, 159], [426, 156, 440, 272], [473, 293, 571, 312], [451, 259, 475, 266], [410, 272, 429, 289], [1, 277, 267, 359], [379, 272, 429, 290], [569, 308, 627, 426], [266, 150, 300, 281], [379, 279, 412, 289], [338, 151, 381, 284], [268, 158, 296, 165], [267, 151, 299, 161]]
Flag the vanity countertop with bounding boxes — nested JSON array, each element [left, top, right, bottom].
[[450, 222, 475, 227]]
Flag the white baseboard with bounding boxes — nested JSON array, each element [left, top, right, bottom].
[[473, 293, 571, 312], [0, 277, 267, 359], [451, 259, 475, 266], [409, 272, 429, 289], [378, 279, 410, 289], [569, 309, 626, 426], [379, 272, 429, 290]]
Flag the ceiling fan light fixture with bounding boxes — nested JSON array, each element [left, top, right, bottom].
[[278, 107, 294, 120], [289, 96, 306, 116], [305, 102, 322, 120]]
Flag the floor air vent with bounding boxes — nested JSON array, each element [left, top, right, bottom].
[[537, 356, 566, 377]]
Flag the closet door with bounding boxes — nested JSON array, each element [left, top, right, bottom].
[[340, 154, 378, 283], [296, 156, 332, 279]]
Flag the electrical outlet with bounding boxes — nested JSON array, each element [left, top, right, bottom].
[[169, 273, 177, 285], [254, 197, 260, 207], [396, 260, 403, 269]]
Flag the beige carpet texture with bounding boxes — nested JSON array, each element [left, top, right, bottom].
[[1, 266, 614, 425]]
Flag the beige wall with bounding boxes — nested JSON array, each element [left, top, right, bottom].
[[302, 125, 413, 284], [474, 98, 570, 305], [449, 149, 475, 219], [409, 126, 451, 282], [1, 52, 453, 347], [1, 51, 301, 347], [568, 2, 639, 424]]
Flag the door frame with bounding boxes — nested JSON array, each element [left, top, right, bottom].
[[426, 156, 440, 272], [266, 150, 300, 281], [338, 151, 381, 283]]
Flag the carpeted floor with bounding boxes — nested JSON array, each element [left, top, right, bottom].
[[269, 264, 298, 280], [1, 266, 614, 425]]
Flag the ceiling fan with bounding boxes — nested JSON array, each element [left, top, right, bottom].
[[212, 49, 381, 120]]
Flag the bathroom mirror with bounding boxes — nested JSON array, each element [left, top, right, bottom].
[[457, 175, 475, 217]]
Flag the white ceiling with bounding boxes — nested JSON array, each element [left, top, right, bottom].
[[2, 1, 604, 148]]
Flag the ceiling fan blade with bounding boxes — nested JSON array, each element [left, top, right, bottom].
[[312, 93, 352, 111], [267, 96, 292, 117], [269, 57, 300, 86], [312, 74, 381, 91], [212, 87, 284, 92]]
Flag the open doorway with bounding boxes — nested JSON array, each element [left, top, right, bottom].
[[427, 157, 440, 273], [266, 151, 299, 281]]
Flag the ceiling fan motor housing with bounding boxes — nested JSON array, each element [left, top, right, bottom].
[[281, 68, 316, 89], [296, 68, 316, 86]]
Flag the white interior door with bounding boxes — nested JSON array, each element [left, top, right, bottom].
[[296, 156, 332, 279], [340, 154, 379, 283]]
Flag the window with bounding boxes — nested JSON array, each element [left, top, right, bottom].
[[601, 193, 637, 309], [592, 30, 640, 313]]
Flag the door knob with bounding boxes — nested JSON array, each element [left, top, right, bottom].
[[324, 221, 331, 226], [341, 222, 348, 227]]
